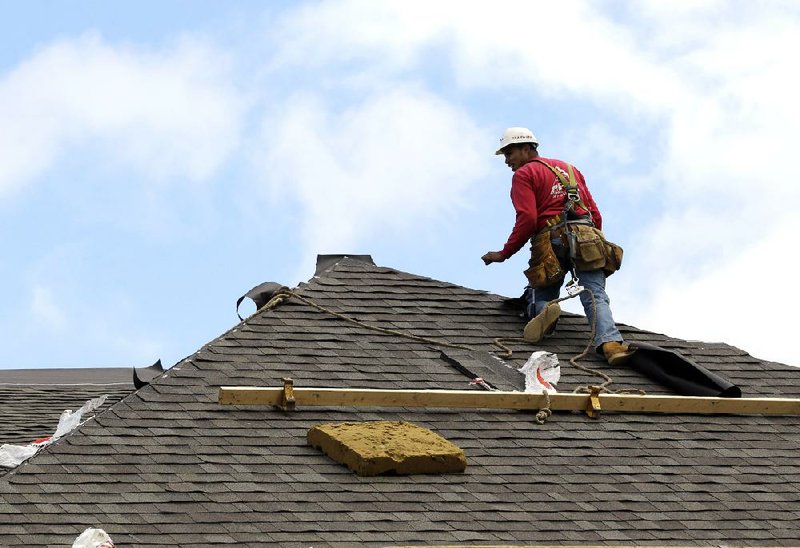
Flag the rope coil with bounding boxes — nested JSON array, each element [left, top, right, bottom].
[[534, 389, 552, 424]]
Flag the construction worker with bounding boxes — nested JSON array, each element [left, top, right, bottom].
[[482, 127, 633, 365]]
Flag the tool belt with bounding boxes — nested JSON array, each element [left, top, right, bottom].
[[524, 218, 624, 289]]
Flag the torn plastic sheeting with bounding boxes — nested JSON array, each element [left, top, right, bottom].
[[0, 395, 108, 469], [0, 443, 39, 469], [520, 351, 560, 393], [72, 528, 115, 548], [627, 341, 741, 398], [53, 394, 108, 438]]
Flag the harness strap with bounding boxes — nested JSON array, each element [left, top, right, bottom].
[[532, 159, 593, 222]]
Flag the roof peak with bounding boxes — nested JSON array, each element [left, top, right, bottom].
[[315, 254, 375, 275]]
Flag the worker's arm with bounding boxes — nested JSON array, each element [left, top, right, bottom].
[[501, 171, 539, 257], [482, 170, 539, 265]]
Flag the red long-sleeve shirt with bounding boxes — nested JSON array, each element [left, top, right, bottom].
[[500, 157, 603, 259]]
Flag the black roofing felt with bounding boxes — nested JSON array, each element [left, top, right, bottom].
[[1, 256, 800, 546]]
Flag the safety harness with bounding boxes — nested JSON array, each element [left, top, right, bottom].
[[533, 159, 593, 229], [532, 159, 593, 287]]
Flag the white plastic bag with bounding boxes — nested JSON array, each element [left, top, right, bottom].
[[519, 351, 560, 393], [72, 527, 115, 548]]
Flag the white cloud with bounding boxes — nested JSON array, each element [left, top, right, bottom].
[[256, 87, 490, 275], [271, 1, 452, 71], [0, 33, 246, 195], [626, 216, 798, 366], [558, 124, 635, 169], [273, 1, 685, 111]]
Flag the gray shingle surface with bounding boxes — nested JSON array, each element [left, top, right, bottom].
[[1, 256, 799, 546]]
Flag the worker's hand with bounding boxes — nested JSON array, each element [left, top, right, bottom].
[[482, 251, 505, 265]]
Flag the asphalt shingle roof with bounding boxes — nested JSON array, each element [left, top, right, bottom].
[[1, 256, 799, 546]]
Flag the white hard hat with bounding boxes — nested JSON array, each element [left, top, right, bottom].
[[495, 127, 538, 155]]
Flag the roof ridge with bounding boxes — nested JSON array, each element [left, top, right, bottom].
[[316, 257, 504, 298]]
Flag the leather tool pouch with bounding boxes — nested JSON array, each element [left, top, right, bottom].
[[568, 224, 624, 276], [570, 224, 606, 271], [603, 239, 624, 276], [524, 231, 566, 289]]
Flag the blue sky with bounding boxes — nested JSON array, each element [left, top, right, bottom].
[[2, 0, 799, 370]]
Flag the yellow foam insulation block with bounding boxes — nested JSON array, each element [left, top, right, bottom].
[[307, 421, 466, 476]]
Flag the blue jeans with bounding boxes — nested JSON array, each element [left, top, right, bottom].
[[524, 240, 623, 350]]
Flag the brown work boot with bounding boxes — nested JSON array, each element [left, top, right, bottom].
[[602, 341, 635, 366], [523, 302, 561, 343]]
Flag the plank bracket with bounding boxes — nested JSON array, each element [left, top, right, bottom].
[[585, 386, 602, 419], [279, 377, 296, 412]]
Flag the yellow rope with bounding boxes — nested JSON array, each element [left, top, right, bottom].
[[263, 288, 515, 357]]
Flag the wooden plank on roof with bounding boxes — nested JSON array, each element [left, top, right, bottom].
[[220, 386, 562, 409], [218, 386, 800, 416]]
